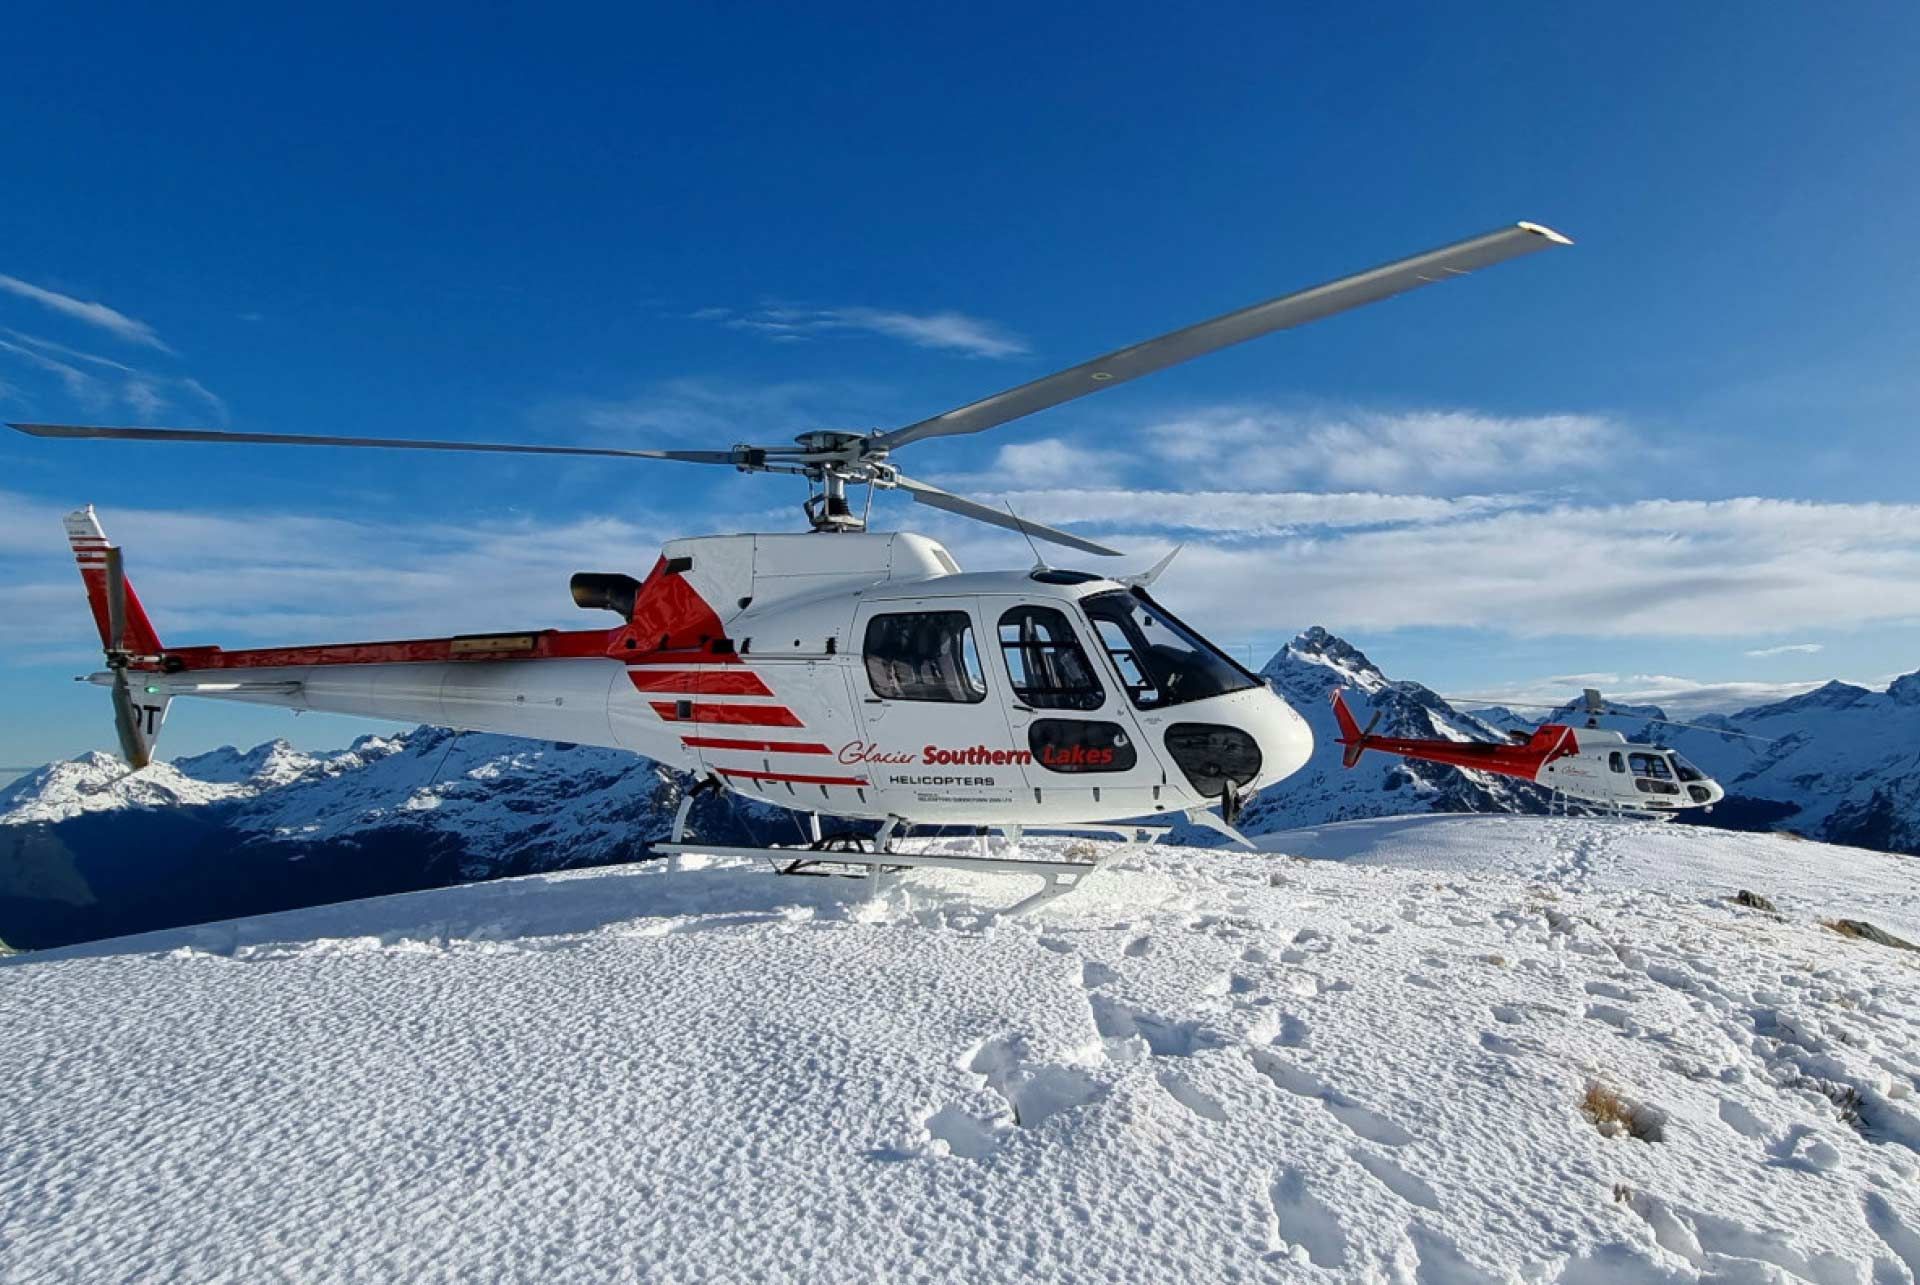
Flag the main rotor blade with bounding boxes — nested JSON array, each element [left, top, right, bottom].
[[9, 422, 745, 465], [891, 474, 1124, 557], [104, 545, 127, 655], [870, 222, 1571, 452]]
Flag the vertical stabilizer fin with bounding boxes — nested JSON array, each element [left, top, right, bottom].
[[67, 507, 169, 768]]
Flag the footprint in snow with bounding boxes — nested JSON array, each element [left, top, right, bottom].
[[1079, 959, 1121, 989], [1270, 1014, 1312, 1048], [921, 1102, 1007, 1160], [1583, 979, 1639, 1002], [1266, 1167, 1348, 1268], [1350, 1146, 1440, 1211], [1247, 1048, 1415, 1147], [915, 1032, 1110, 1156], [1404, 1223, 1488, 1282], [1201, 972, 1257, 998], [1717, 1097, 1769, 1141], [1089, 994, 1226, 1061], [1864, 1191, 1920, 1282], [1585, 1002, 1641, 1034], [1158, 1070, 1230, 1123], [1479, 1031, 1535, 1058], [1124, 935, 1152, 959]]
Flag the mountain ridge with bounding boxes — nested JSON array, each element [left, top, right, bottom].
[[4, 627, 1913, 949]]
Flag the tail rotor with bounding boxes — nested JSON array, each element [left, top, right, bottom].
[[1329, 689, 1381, 770], [66, 507, 170, 770], [102, 546, 154, 769]]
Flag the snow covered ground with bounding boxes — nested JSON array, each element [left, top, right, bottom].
[[4, 816, 1918, 1282]]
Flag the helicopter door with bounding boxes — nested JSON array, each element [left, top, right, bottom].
[[988, 597, 1167, 820], [849, 600, 1025, 819]]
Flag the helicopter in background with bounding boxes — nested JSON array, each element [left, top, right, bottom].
[[1329, 686, 1757, 815]]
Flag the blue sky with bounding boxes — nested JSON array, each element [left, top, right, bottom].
[[4, 2, 1920, 770]]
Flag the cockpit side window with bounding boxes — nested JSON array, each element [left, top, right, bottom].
[[1080, 589, 1258, 710], [997, 605, 1104, 711], [863, 611, 987, 703], [1628, 752, 1673, 780], [1609, 752, 1626, 774]]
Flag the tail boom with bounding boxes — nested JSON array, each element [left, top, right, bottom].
[[1329, 688, 1578, 783]]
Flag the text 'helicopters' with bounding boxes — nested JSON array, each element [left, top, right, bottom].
[[1330, 687, 1736, 814], [19, 222, 1571, 854]]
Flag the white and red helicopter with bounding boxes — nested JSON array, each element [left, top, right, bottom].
[[17, 222, 1570, 900], [1330, 686, 1741, 815]]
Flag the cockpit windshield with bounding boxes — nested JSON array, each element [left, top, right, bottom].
[[1671, 753, 1705, 783], [1080, 589, 1259, 710]]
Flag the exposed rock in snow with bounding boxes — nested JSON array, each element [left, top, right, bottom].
[[2, 816, 1915, 1281]]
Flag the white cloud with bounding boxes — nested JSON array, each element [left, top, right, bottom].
[[3, 330, 135, 372], [933, 439, 1132, 491], [899, 489, 1920, 640], [0, 332, 226, 422], [0, 338, 111, 410], [1453, 673, 1874, 718], [0, 490, 697, 661], [0, 274, 172, 352], [986, 488, 1514, 534], [704, 304, 1028, 358], [1744, 642, 1824, 658], [1145, 407, 1620, 490], [567, 377, 887, 442]]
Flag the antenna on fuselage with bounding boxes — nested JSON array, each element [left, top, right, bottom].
[[1007, 500, 1050, 573]]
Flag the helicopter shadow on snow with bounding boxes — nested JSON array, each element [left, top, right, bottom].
[[1, 855, 955, 969]]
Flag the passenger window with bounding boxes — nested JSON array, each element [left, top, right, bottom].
[[1609, 752, 1625, 774], [998, 606, 1104, 711], [864, 611, 987, 703]]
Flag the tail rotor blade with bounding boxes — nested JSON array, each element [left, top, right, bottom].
[[104, 546, 128, 654], [109, 669, 151, 769], [1362, 710, 1382, 737]]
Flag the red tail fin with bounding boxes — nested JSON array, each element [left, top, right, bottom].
[[66, 506, 163, 655], [1329, 688, 1369, 770]]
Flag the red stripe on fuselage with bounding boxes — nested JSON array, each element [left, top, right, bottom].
[[162, 628, 624, 670], [718, 768, 867, 787], [681, 736, 832, 755], [628, 669, 772, 696], [650, 701, 803, 727]]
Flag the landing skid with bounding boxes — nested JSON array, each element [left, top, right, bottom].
[[655, 809, 1241, 915], [1545, 788, 1677, 822]]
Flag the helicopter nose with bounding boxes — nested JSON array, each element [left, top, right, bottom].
[[1249, 686, 1314, 789]]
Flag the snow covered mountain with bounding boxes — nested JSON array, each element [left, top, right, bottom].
[[5, 627, 1913, 952], [0, 728, 789, 950], [4, 816, 1917, 1281], [1242, 626, 1551, 831]]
